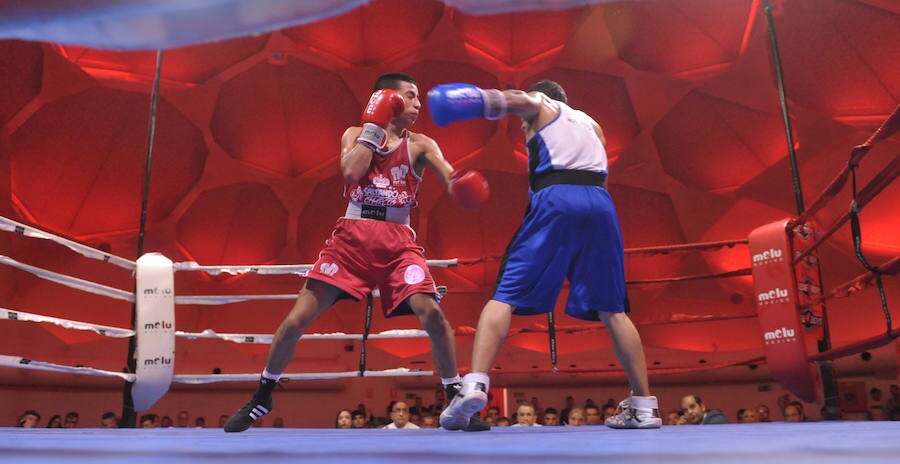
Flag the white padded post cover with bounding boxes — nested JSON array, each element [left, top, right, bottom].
[[132, 252, 175, 411]]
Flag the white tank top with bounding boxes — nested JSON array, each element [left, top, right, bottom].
[[526, 100, 608, 177]]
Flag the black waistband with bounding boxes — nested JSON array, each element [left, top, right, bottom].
[[531, 170, 607, 192]]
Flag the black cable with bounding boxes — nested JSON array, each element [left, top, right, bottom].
[[359, 292, 374, 376]]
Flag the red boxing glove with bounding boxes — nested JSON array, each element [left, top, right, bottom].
[[449, 170, 489, 210], [357, 89, 405, 151]]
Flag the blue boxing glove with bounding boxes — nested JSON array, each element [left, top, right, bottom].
[[427, 83, 507, 127]]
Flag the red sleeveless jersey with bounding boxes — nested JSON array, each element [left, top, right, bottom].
[[346, 133, 421, 208]]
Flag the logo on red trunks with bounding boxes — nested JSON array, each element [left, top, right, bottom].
[[404, 265, 425, 284], [373, 174, 390, 188], [320, 262, 339, 276]]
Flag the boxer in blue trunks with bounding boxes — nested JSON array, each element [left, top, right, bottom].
[[428, 80, 662, 430]]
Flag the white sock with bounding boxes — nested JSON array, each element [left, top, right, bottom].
[[441, 375, 462, 386], [630, 396, 658, 409], [462, 372, 490, 393], [262, 368, 281, 382]]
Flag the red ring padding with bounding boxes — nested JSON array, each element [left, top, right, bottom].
[[749, 219, 819, 402]]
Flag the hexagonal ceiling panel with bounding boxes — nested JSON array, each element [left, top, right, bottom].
[[60, 35, 269, 85], [9, 87, 206, 237], [775, 0, 900, 117], [283, 0, 444, 66], [654, 90, 790, 192], [177, 182, 287, 265], [606, 0, 754, 76], [451, 6, 586, 68], [212, 58, 359, 176], [0, 41, 42, 125]]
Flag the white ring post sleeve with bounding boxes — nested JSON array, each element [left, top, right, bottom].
[[132, 253, 176, 411]]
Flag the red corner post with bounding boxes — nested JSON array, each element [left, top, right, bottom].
[[749, 219, 819, 403]]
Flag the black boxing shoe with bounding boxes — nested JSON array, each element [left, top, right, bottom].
[[224, 394, 272, 432]]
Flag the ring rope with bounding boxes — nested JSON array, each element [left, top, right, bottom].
[[0, 354, 136, 381], [172, 258, 458, 277], [0, 255, 135, 302], [627, 267, 752, 285], [1, 307, 134, 337], [808, 256, 900, 304], [624, 239, 749, 255], [0, 216, 136, 270], [175, 328, 429, 344], [792, 155, 899, 265], [0, 354, 432, 384], [173, 368, 434, 384], [790, 105, 899, 229]]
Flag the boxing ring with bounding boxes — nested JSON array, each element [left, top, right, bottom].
[[1, 0, 899, 463], [2, 422, 900, 463]]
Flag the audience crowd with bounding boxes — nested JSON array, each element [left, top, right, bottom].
[[14, 383, 900, 428]]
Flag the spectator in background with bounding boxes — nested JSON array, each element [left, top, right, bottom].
[[421, 414, 438, 428], [194, 417, 206, 428], [63, 412, 79, 428], [496, 417, 511, 427], [100, 412, 119, 428], [512, 403, 541, 427], [783, 401, 807, 422], [17, 410, 40, 428], [218, 414, 229, 428], [140, 414, 160, 428], [351, 410, 367, 428], [335, 409, 353, 429], [601, 404, 617, 422], [383, 401, 419, 429], [680, 395, 728, 425], [542, 408, 560, 426], [486, 406, 501, 423], [176, 410, 190, 427], [756, 404, 771, 422], [273, 417, 285, 428], [736, 408, 758, 423], [46, 414, 63, 428], [566, 408, 586, 426], [665, 410, 681, 426], [559, 396, 575, 424], [160, 416, 174, 427], [885, 385, 899, 414], [584, 405, 602, 425]]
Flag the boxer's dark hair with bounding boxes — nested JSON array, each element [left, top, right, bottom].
[[374, 72, 417, 92], [527, 80, 567, 103]]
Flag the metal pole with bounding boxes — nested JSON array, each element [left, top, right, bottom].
[[762, 1, 839, 420], [121, 49, 164, 428]]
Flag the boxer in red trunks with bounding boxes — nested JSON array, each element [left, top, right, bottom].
[[224, 72, 490, 432]]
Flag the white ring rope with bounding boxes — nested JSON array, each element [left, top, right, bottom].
[[173, 262, 313, 276], [1, 307, 134, 337], [172, 258, 458, 277], [0, 354, 136, 381], [0, 354, 431, 384], [0, 255, 135, 302], [176, 328, 429, 344], [0, 216, 136, 270], [173, 368, 434, 384], [1, 306, 429, 343], [175, 294, 299, 305]]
